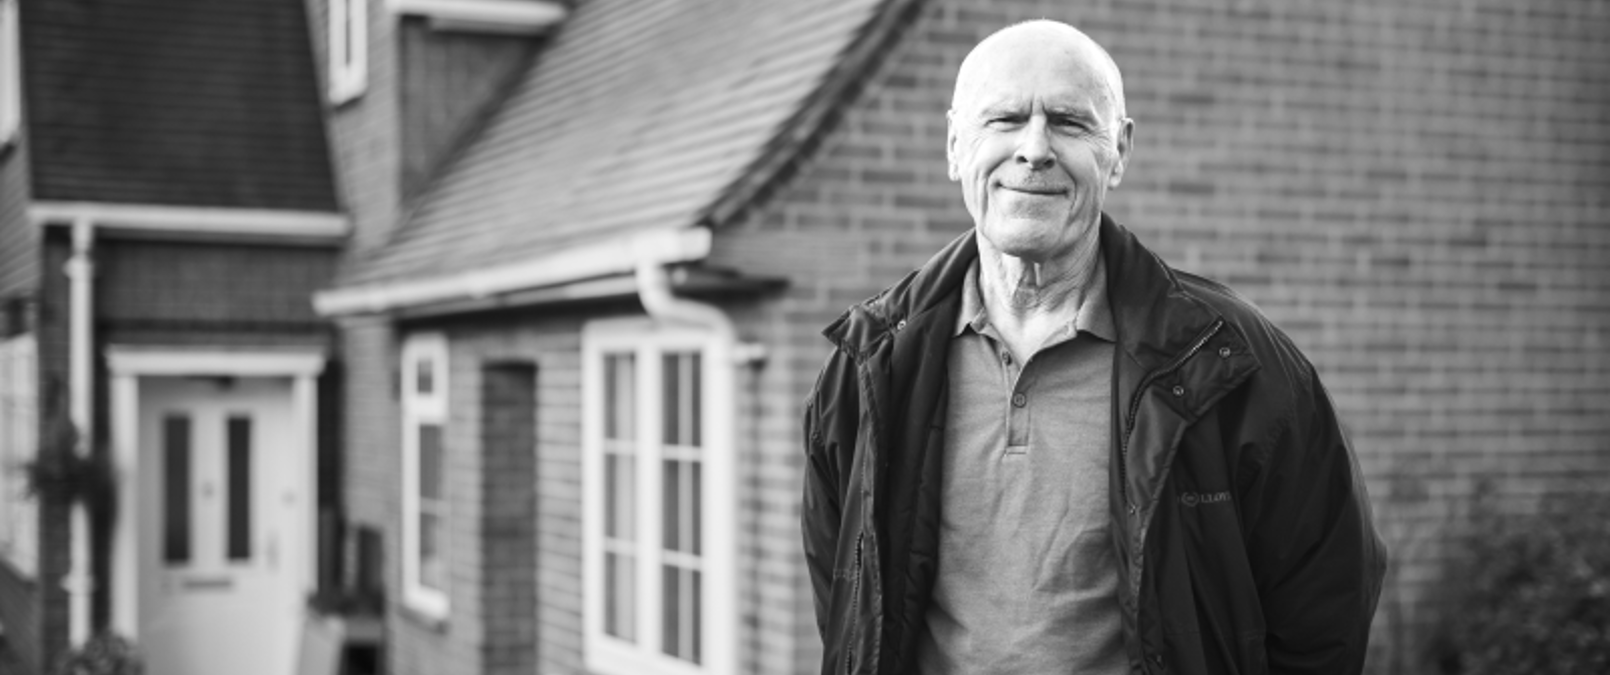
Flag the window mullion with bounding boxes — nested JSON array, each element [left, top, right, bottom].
[[638, 342, 663, 654]]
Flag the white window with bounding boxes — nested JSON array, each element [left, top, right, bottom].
[[328, 0, 367, 104], [0, 0, 21, 145], [401, 333, 448, 617], [583, 319, 736, 675], [0, 334, 37, 577]]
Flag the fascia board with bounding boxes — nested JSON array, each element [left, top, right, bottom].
[[312, 226, 713, 317], [30, 202, 349, 240]]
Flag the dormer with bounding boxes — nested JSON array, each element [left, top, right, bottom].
[[317, 0, 571, 248]]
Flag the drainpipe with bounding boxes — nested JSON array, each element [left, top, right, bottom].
[[63, 220, 95, 645], [633, 241, 763, 675], [633, 259, 766, 366]]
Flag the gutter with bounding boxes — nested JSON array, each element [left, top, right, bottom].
[[313, 227, 714, 317], [634, 259, 766, 366]]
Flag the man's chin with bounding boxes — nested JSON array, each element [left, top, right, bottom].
[[978, 215, 1096, 258]]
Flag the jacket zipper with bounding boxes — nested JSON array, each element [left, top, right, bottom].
[[1118, 318, 1224, 507], [844, 531, 864, 674]]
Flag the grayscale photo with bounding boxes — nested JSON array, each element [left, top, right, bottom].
[[0, 1, 1604, 675]]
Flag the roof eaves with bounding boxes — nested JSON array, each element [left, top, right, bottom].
[[313, 225, 712, 316], [696, 0, 927, 229]]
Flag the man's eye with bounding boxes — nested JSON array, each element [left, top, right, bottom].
[[986, 116, 1023, 127]]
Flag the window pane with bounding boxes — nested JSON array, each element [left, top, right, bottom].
[[691, 461, 702, 556], [605, 354, 634, 440], [605, 454, 618, 538], [663, 566, 701, 663], [689, 353, 701, 447], [662, 354, 679, 445], [163, 415, 191, 564], [663, 564, 680, 659], [342, 0, 356, 65], [606, 454, 635, 541], [662, 352, 701, 447], [663, 460, 679, 552], [420, 511, 443, 591], [692, 569, 702, 664], [226, 416, 251, 561], [419, 424, 443, 500], [605, 552, 636, 641], [416, 356, 434, 395]]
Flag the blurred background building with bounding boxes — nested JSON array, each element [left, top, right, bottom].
[[0, 1, 1605, 674]]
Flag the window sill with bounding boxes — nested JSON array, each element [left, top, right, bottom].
[[397, 602, 449, 635]]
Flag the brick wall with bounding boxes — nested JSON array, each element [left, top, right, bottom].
[[306, 0, 404, 255], [340, 312, 587, 675], [94, 239, 337, 347], [478, 361, 538, 674], [708, 0, 1610, 672]]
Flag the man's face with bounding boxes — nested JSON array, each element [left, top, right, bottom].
[[947, 31, 1132, 263]]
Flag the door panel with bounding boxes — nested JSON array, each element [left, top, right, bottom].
[[138, 376, 301, 675]]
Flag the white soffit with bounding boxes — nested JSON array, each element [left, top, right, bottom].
[[30, 202, 350, 240], [391, 0, 568, 34], [312, 226, 713, 317]]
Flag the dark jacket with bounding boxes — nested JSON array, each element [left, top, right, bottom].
[[802, 215, 1387, 675]]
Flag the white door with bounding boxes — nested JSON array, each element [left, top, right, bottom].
[[137, 376, 303, 675]]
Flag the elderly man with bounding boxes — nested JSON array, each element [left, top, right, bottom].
[[802, 20, 1386, 675]]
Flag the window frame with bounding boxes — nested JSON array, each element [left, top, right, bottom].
[[401, 332, 449, 618], [327, 0, 368, 104], [582, 318, 736, 675], [0, 0, 21, 146]]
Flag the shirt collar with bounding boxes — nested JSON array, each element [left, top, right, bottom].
[[952, 249, 1117, 344]]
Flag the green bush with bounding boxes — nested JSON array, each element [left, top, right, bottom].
[[1433, 489, 1610, 675], [53, 633, 141, 675]]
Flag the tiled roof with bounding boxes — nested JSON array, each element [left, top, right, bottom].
[[22, 0, 338, 210], [335, 0, 893, 288]]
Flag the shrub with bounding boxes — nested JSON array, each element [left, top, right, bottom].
[[1432, 489, 1610, 675], [53, 633, 141, 675]]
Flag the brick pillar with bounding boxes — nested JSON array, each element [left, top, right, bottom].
[[478, 362, 537, 675]]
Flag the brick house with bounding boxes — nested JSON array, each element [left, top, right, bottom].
[[307, 1, 1610, 675], [0, 1, 1593, 675], [0, 0, 343, 673]]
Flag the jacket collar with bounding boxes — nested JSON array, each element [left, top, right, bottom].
[[823, 213, 1224, 370]]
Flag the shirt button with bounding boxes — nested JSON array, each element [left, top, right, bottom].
[[1218, 346, 1232, 358], [1011, 392, 1027, 407], [1001, 352, 1012, 365], [1171, 385, 1186, 397]]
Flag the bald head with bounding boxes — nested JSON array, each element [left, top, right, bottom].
[[951, 20, 1126, 125]]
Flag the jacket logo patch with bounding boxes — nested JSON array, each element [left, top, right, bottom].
[[1180, 491, 1232, 507]]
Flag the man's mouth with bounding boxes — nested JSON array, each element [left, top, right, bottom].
[[999, 184, 1066, 196]]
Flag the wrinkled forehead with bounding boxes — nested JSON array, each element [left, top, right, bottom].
[[952, 24, 1123, 118]]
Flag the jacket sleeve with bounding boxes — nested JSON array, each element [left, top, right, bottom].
[[802, 348, 856, 640], [1241, 365, 1388, 675]]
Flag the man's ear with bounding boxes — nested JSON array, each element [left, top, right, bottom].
[[946, 110, 961, 182], [1107, 117, 1135, 190]]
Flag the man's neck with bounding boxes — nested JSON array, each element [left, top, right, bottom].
[[976, 232, 1102, 362]]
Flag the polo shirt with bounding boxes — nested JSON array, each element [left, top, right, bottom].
[[914, 253, 1127, 675]]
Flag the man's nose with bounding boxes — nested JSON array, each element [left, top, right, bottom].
[[1014, 117, 1055, 170]]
